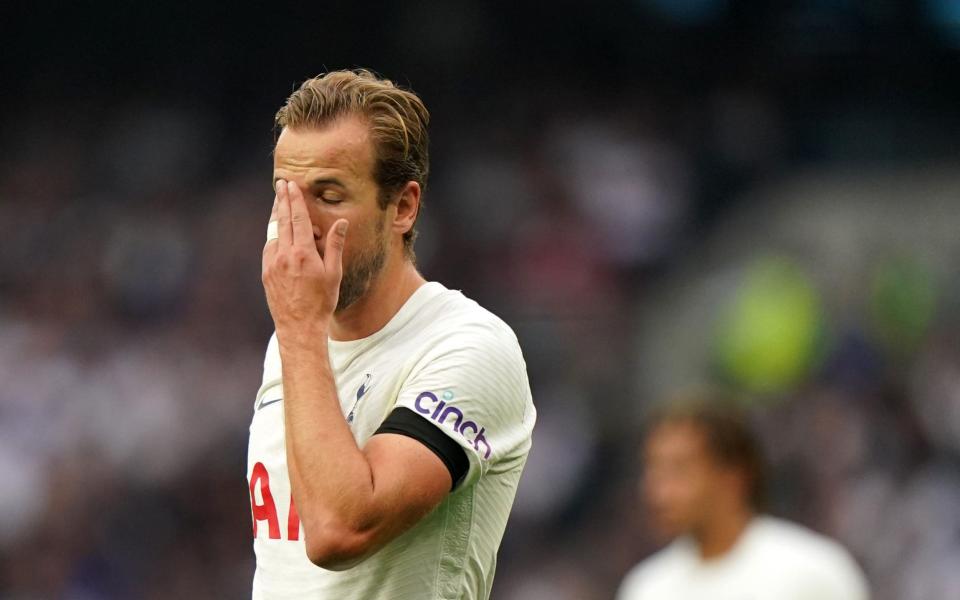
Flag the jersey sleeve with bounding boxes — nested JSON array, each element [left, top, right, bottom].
[[375, 407, 470, 489], [615, 565, 648, 600], [792, 542, 870, 600], [381, 321, 534, 490]]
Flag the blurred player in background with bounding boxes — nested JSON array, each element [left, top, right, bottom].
[[617, 395, 869, 600], [249, 70, 536, 599]]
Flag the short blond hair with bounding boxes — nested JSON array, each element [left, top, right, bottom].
[[275, 69, 430, 256]]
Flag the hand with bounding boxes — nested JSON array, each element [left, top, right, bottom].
[[262, 179, 349, 343]]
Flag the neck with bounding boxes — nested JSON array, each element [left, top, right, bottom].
[[329, 255, 426, 341], [693, 506, 754, 561]]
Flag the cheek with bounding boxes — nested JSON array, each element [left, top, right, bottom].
[[686, 474, 718, 511], [339, 220, 374, 263], [646, 468, 703, 508], [643, 469, 679, 506], [307, 203, 331, 229], [307, 203, 359, 244]]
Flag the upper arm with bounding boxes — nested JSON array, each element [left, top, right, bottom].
[[324, 322, 534, 567], [312, 432, 450, 569], [364, 431, 453, 522], [390, 324, 535, 489]]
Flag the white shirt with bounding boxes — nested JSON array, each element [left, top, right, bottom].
[[617, 516, 870, 600], [247, 282, 536, 599]]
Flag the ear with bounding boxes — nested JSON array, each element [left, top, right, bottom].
[[392, 181, 421, 238]]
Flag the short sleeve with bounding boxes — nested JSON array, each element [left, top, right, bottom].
[[616, 565, 647, 600], [793, 542, 870, 600], [375, 407, 470, 489], [388, 321, 534, 490]]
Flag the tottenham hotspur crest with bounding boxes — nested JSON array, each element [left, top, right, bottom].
[[347, 373, 373, 424]]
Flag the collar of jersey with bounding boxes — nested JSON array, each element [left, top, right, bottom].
[[326, 281, 447, 351]]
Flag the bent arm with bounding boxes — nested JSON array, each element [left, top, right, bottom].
[[281, 338, 451, 570]]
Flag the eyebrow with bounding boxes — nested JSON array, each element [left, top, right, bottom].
[[309, 177, 347, 188], [270, 176, 347, 188]]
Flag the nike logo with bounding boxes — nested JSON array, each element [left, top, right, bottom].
[[257, 397, 282, 411]]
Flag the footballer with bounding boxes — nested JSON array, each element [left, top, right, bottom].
[[247, 69, 536, 599], [618, 397, 868, 600]]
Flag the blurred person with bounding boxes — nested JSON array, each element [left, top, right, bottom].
[[617, 396, 868, 600], [249, 70, 536, 599]]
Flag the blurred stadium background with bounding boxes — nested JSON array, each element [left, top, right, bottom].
[[2, 1, 960, 598]]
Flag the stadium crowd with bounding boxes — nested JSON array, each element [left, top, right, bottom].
[[2, 2, 960, 598]]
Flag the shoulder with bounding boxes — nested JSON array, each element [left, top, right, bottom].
[[411, 284, 528, 376], [747, 517, 869, 597], [749, 517, 851, 562], [420, 284, 522, 347], [617, 541, 693, 600], [395, 284, 535, 467]]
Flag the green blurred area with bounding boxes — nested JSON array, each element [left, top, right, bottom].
[[714, 257, 824, 395]]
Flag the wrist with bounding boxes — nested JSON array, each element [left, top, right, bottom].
[[276, 325, 330, 358]]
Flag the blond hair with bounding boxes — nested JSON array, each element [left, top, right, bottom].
[[275, 69, 430, 257]]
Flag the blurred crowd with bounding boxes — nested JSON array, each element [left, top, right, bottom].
[[3, 1, 960, 599]]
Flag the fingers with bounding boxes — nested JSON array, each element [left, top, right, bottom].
[[263, 194, 279, 261], [286, 180, 315, 248], [324, 219, 349, 280], [266, 193, 279, 242], [269, 191, 279, 223], [276, 179, 293, 246]]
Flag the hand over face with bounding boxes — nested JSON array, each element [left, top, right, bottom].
[[262, 179, 349, 340]]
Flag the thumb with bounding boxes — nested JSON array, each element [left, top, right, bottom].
[[324, 219, 349, 277]]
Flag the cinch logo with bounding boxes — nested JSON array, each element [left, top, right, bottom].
[[414, 391, 492, 459]]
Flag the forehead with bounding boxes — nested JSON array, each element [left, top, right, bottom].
[[273, 116, 375, 181], [645, 420, 709, 459]]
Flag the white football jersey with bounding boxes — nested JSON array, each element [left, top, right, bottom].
[[617, 516, 870, 600], [247, 282, 536, 599]]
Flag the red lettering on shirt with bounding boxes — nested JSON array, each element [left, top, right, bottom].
[[249, 462, 280, 539]]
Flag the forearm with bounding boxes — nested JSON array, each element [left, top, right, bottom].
[[262, 184, 438, 568], [279, 332, 381, 556]]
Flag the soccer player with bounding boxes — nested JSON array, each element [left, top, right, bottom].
[[617, 398, 869, 600], [248, 70, 536, 599]]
